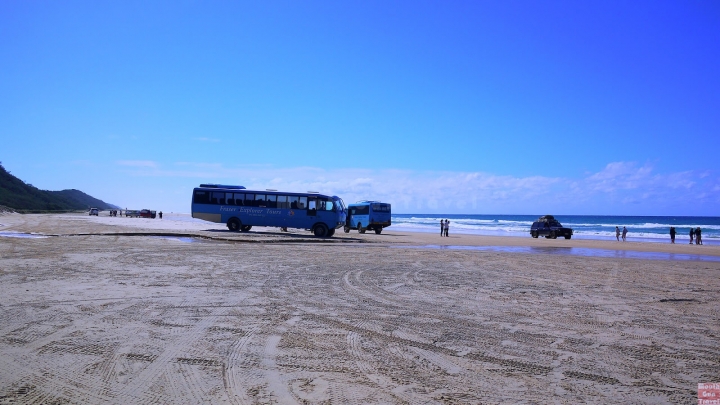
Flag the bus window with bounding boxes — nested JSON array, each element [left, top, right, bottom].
[[255, 194, 266, 207], [352, 206, 369, 215], [226, 193, 235, 205], [234, 193, 245, 206], [211, 192, 225, 205], [297, 196, 307, 209], [244, 194, 254, 206], [308, 199, 317, 211], [289, 196, 299, 209], [266, 194, 277, 208], [277, 195, 288, 209], [194, 190, 210, 204], [319, 199, 332, 211]]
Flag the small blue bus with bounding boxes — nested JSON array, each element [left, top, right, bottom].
[[191, 184, 346, 237], [344, 201, 391, 234]]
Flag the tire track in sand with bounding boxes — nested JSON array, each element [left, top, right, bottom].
[[223, 326, 259, 405], [115, 307, 221, 402]]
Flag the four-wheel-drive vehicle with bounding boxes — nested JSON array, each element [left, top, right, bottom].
[[89, 208, 99, 216], [139, 209, 157, 219], [344, 201, 391, 234], [530, 215, 573, 239]]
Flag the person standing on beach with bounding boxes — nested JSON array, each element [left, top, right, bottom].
[[689, 227, 695, 244], [670, 227, 676, 244], [622, 226, 628, 242], [440, 219, 444, 236], [696, 227, 702, 245], [445, 220, 450, 237], [159, 211, 163, 219], [615, 226, 620, 241]]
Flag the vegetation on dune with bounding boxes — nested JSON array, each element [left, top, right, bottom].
[[0, 162, 118, 212]]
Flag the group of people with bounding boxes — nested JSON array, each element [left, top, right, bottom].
[[110, 210, 163, 219], [439, 219, 450, 237], [686, 227, 702, 245], [615, 226, 628, 241], [668, 226, 703, 244]]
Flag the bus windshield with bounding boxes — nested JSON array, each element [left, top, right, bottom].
[[334, 198, 346, 212]]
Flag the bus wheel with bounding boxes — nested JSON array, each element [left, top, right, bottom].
[[358, 223, 366, 234], [241, 225, 252, 232], [313, 224, 328, 237], [374, 228, 382, 235], [227, 218, 241, 232], [343, 226, 350, 233]]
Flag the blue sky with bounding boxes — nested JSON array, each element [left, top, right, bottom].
[[1, 1, 719, 215]]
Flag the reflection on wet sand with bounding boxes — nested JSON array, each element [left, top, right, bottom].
[[394, 244, 720, 262]]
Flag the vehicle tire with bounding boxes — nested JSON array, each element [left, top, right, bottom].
[[313, 224, 328, 237], [374, 228, 382, 234], [531, 232, 538, 238], [227, 218, 241, 232], [550, 231, 557, 239], [343, 226, 350, 233], [327, 228, 336, 237], [358, 223, 366, 234], [241, 225, 252, 232], [565, 235, 572, 240]]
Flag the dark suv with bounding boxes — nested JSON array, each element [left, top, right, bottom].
[[530, 215, 573, 239], [139, 209, 157, 219]]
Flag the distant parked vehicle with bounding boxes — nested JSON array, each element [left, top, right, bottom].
[[530, 215, 573, 239], [344, 201, 391, 234], [89, 208, 99, 216], [139, 209, 157, 219], [125, 210, 140, 218]]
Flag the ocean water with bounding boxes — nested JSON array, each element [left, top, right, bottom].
[[390, 214, 720, 244]]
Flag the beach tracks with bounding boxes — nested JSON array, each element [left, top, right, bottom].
[[0, 237, 718, 404]]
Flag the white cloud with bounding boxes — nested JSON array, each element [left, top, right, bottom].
[[112, 161, 720, 214]]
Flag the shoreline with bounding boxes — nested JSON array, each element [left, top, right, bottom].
[[2, 212, 720, 258]]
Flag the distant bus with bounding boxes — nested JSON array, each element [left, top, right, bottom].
[[344, 201, 391, 234], [191, 184, 347, 237]]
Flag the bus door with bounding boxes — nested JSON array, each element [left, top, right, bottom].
[[307, 196, 317, 216]]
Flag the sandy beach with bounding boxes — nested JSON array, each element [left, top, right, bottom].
[[1, 212, 718, 404]]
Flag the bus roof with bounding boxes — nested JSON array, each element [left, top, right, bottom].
[[195, 185, 338, 198], [198, 184, 246, 190], [349, 201, 390, 206]]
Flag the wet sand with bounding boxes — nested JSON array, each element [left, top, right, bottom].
[[1, 213, 718, 404]]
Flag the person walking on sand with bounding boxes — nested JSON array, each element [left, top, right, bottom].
[[615, 226, 620, 241], [445, 219, 450, 237], [159, 211, 163, 220], [440, 219, 445, 237], [689, 227, 695, 244], [622, 226, 628, 242], [670, 226, 676, 244], [696, 227, 702, 245]]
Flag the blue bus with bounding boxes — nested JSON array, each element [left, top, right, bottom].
[[191, 184, 346, 237], [344, 201, 391, 234]]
